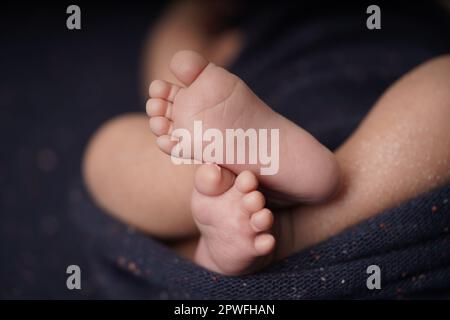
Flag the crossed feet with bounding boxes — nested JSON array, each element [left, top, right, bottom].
[[146, 50, 340, 275]]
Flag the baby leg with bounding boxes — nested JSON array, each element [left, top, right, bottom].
[[82, 113, 198, 239], [284, 55, 450, 255]]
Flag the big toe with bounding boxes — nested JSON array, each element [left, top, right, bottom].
[[194, 164, 235, 196], [169, 50, 210, 86]]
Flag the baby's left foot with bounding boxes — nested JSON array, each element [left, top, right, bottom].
[[192, 163, 275, 275]]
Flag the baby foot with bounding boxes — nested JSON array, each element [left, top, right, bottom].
[[146, 50, 340, 203], [191, 163, 275, 275]]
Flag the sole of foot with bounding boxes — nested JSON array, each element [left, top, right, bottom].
[[192, 163, 275, 275], [147, 50, 340, 204]]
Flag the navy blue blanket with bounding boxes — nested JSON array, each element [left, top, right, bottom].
[[71, 181, 450, 299]]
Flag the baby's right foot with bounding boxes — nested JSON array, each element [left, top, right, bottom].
[[147, 50, 340, 203]]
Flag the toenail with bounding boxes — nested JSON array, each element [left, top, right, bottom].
[[251, 209, 273, 231], [255, 234, 275, 255], [243, 191, 265, 212]]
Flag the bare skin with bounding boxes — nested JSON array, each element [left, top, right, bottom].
[[84, 54, 450, 274], [286, 54, 450, 253]]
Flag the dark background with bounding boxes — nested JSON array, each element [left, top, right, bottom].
[[0, 1, 164, 298]]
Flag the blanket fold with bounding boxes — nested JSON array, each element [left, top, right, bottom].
[[70, 181, 450, 299]]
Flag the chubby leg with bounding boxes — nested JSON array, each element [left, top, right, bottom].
[[82, 114, 198, 239], [284, 55, 450, 255]]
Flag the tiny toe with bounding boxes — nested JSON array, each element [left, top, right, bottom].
[[146, 99, 172, 118], [149, 80, 180, 102], [149, 116, 172, 136], [235, 170, 258, 193], [254, 234, 275, 256], [250, 208, 273, 232], [156, 135, 179, 155], [194, 164, 235, 196], [169, 50, 210, 86], [242, 191, 265, 213]]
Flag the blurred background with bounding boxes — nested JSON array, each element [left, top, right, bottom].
[[0, 1, 164, 298]]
